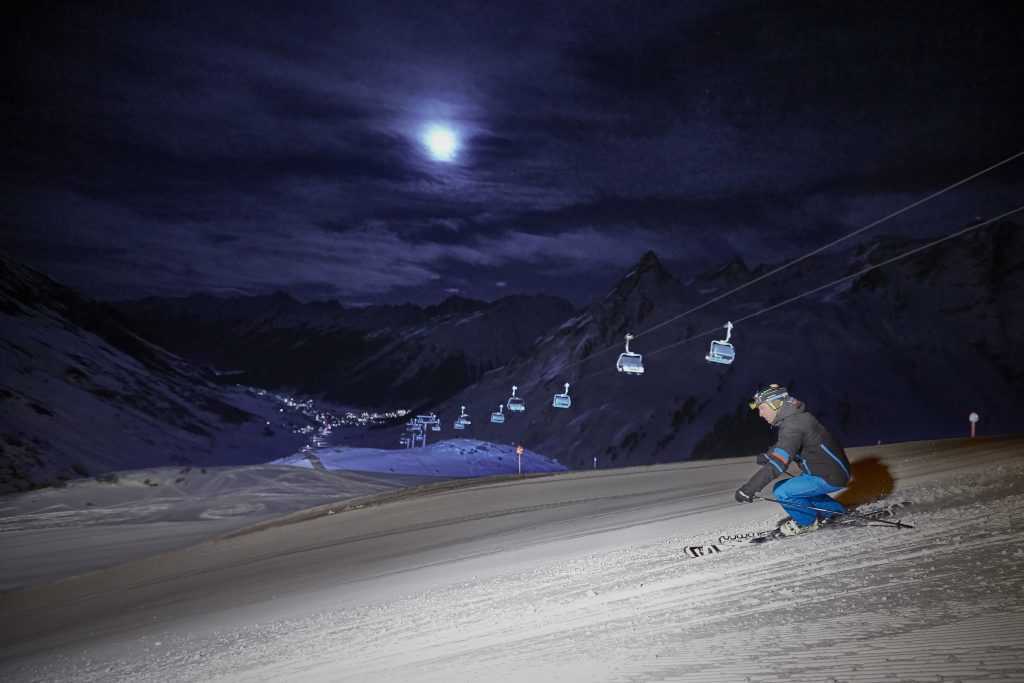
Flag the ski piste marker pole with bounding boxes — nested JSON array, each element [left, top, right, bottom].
[[754, 495, 915, 529]]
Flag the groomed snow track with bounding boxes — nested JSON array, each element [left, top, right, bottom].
[[1, 436, 1022, 682]]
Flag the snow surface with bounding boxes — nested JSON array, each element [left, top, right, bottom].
[[272, 438, 569, 478], [1, 436, 1022, 682], [0, 465, 442, 592], [0, 290, 310, 490], [0, 440, 563, 592]]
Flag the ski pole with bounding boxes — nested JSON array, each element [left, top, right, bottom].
[[755, 495, 915, 529]]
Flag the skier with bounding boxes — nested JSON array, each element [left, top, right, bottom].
[[734, 384, 852, 536]]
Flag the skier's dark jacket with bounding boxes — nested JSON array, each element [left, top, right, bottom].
[[739, 397, 851, 496]]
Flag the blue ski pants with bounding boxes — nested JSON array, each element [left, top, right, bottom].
[[773, 475, 846, 526]]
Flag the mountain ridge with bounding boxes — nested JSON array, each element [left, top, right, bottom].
[[111, 290, 577, 408], [3, 220, 1022, 488], [0, 257, 308, 492], [346, 220, 1024, 469]]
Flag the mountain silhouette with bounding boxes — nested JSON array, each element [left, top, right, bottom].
[[4, 220, 1022, 487], [113, 291, 576, 408], [358, 221, 1024, 469], [0, 258, 306, 491]]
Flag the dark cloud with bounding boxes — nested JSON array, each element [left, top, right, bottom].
[[2, 1, 1022, 307], [464, 132, 533, 172], [257, 80, 371, 125], [566, 2, 1024, 186]]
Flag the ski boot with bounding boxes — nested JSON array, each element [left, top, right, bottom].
[[778, 518, 820, 537]]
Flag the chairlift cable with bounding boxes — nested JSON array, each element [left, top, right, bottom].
[[460, 154, 1023, 431], [634, 149, 1024, 343], [629, 205, 1024, 365], [569, 205, 1023, 383], [568, 149, 1024, 372]]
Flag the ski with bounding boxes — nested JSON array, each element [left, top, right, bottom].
[[683, 540, 750, 558], [684, 501, 914, 558], [683, 544, 727, 558]]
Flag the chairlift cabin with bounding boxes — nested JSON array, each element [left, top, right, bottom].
[[490, 404, 506, 424], [454, 405, 471, 430], [616, 334, 644, 375], [507, 384, 526, 412], [552, 382, 571, 409], [705, 321, 735, 365]]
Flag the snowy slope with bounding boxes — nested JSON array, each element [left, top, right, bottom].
[[0, 257, 308, 491], [0, 439, 563, 591], [0, 464, 442, 591], [273, 438, 569, 477], [1, 436, 1021, 682]]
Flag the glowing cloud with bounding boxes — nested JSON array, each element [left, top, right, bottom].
[[422, 124, 458, 162]]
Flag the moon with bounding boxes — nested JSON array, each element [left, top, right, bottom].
[[423, 125, 458, 162]]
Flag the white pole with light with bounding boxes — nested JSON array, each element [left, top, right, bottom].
[[969, 412, 979, 438]]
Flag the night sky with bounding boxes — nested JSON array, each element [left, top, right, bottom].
[[4, 1, 1023, 307]]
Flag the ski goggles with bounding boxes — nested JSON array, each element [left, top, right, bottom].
[[750, 399, 785, 410], [749, 390, 788, 409]]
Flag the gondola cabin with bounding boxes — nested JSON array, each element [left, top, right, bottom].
[[552, 382, 571, 408], [616, 333, 644, 375]]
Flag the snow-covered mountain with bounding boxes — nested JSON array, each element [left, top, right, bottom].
[[0, 258, 308, 492], [5, 221, 1021, 488], [388, 221, 1024, 469], [113, 292, 576, 408]]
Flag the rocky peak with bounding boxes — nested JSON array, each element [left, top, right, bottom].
[[591, 251, 685, 332], [425, 295, 487, 318]]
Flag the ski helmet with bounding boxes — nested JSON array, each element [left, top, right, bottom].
[[749, 384, 788, 410]]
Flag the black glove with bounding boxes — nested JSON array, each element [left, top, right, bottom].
[[735, 488, 755, 503], [756, 451, 769, 465]]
